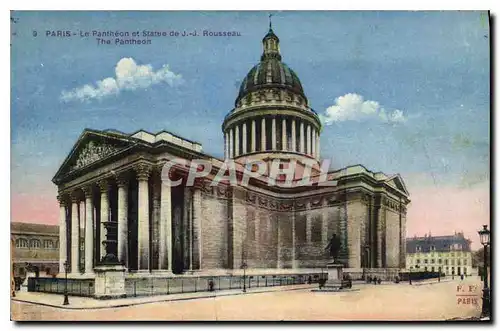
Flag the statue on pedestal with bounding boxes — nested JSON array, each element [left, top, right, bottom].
[[325, 233, 341, 263]]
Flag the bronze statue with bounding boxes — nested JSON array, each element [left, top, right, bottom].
[[325, 233, 341, 262]]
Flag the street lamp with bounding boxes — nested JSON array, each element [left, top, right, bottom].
[[478, 224, 490, 318], [63, 260, 69, 306], [241, 261, 248, 293]]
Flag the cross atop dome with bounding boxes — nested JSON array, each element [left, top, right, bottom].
[[262, 14, 281, 61]]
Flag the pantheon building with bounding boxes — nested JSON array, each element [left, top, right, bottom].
[[53, 26, 410, 279]]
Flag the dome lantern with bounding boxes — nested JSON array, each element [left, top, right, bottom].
[[261, 16, 281, 61]]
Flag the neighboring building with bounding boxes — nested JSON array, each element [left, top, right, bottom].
[[51, 25, 410, 279], [11, 222, 60, 278], [406, 232, 473, 276]]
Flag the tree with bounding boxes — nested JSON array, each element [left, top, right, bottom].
[[472, 246, 490, 268]]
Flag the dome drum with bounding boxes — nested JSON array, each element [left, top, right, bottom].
[[223, 25, 322, 163]]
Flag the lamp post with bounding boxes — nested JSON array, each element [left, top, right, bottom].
[[63, 260, 69, 306], [241, 261, 248, 293], [478, 224, 490, 318], [409, 266, 413, 285]]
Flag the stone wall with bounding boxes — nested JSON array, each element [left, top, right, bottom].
[[385, 208, 400, 268], [200, 193, 228, 270]]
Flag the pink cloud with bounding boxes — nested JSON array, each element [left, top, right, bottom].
[[406, 182, 490, 250]]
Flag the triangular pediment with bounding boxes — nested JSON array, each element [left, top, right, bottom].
[[53, 129, 137, 183], [385, 174, 409, 196]]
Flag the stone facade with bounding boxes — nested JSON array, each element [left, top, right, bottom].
[[11, 222, 60, 278], [52, 26, 410, 280]]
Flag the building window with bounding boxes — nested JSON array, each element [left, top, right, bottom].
[[451, 252, 455, 257], [416, 259, 420, 264], [30, 239, 41, 248], [457, 260, 461, 266], [431, 259, 435, 264], [424, 259, 428, 264], [430, 245, 435, 251], [416, 245, 421, 252], [444, 259, 448, 265], [43, 240, 54, 249], [431, 266, 435, 272], [438, 259, 442, 264], [464, 260, 468, 265], [15, 238, 29, 248]]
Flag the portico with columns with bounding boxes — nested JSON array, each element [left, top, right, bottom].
[[53, 129, 207, 278]]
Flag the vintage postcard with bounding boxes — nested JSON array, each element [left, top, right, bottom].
[[10, 10, 491, 321]]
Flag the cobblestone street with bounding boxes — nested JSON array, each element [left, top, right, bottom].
[[12, 278, 483, 321]]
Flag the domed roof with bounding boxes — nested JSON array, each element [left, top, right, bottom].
[[236, 59, 306, 102], [235, 27, 307, 105]]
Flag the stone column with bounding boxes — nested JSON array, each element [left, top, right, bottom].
[[192, 188, 202, 269], [235, 125, 240, 157], [70, 193, 80, 274], [229, 128, 234, 158], [242, 122, 247, 155], [291, 119, 297, 152], [282, 118, 287, 151], [291, 212, 297, 269], [136, 164, 152, 271], [159, 176, 172, 272], [82, 186, 94, 274], [261, 117, 266, 151], [271, 117, 277, 150], [277, 218, 282, 269], [58, 195, 67, 275], [306, 201, 312, 243], [312, 128, 316, 157], [98, 180, 110, 260], [183, 188, 192, 270], [300, 121, 305, 153], [376, 197, 385, 268], [306, 125, 312, 155], [316, 132, 320, 160], [116, 176, 128, 266], [225, 131, 229, 159], [251, 120, 256, 152]]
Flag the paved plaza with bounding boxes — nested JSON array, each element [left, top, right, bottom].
[[11, 277, 483, 321]]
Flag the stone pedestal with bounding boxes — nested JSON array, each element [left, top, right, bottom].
[[94, 265, 126, 299], [323, 263, 344, 290]]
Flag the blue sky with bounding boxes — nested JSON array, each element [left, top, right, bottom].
[[11, 11, 490, 243]]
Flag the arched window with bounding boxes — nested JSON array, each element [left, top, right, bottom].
[[15, 238, 28, 248], [30, 239, 41, 249], [43, 240, 54, 249]]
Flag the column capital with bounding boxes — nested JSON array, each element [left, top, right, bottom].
[[97, 179, 110, 193], [116, 174, 129, 188], [81, 185, 93, 198], [70, 191, 80, 203], [57, 192, 69, 206], [135, 163, 153, 181]]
